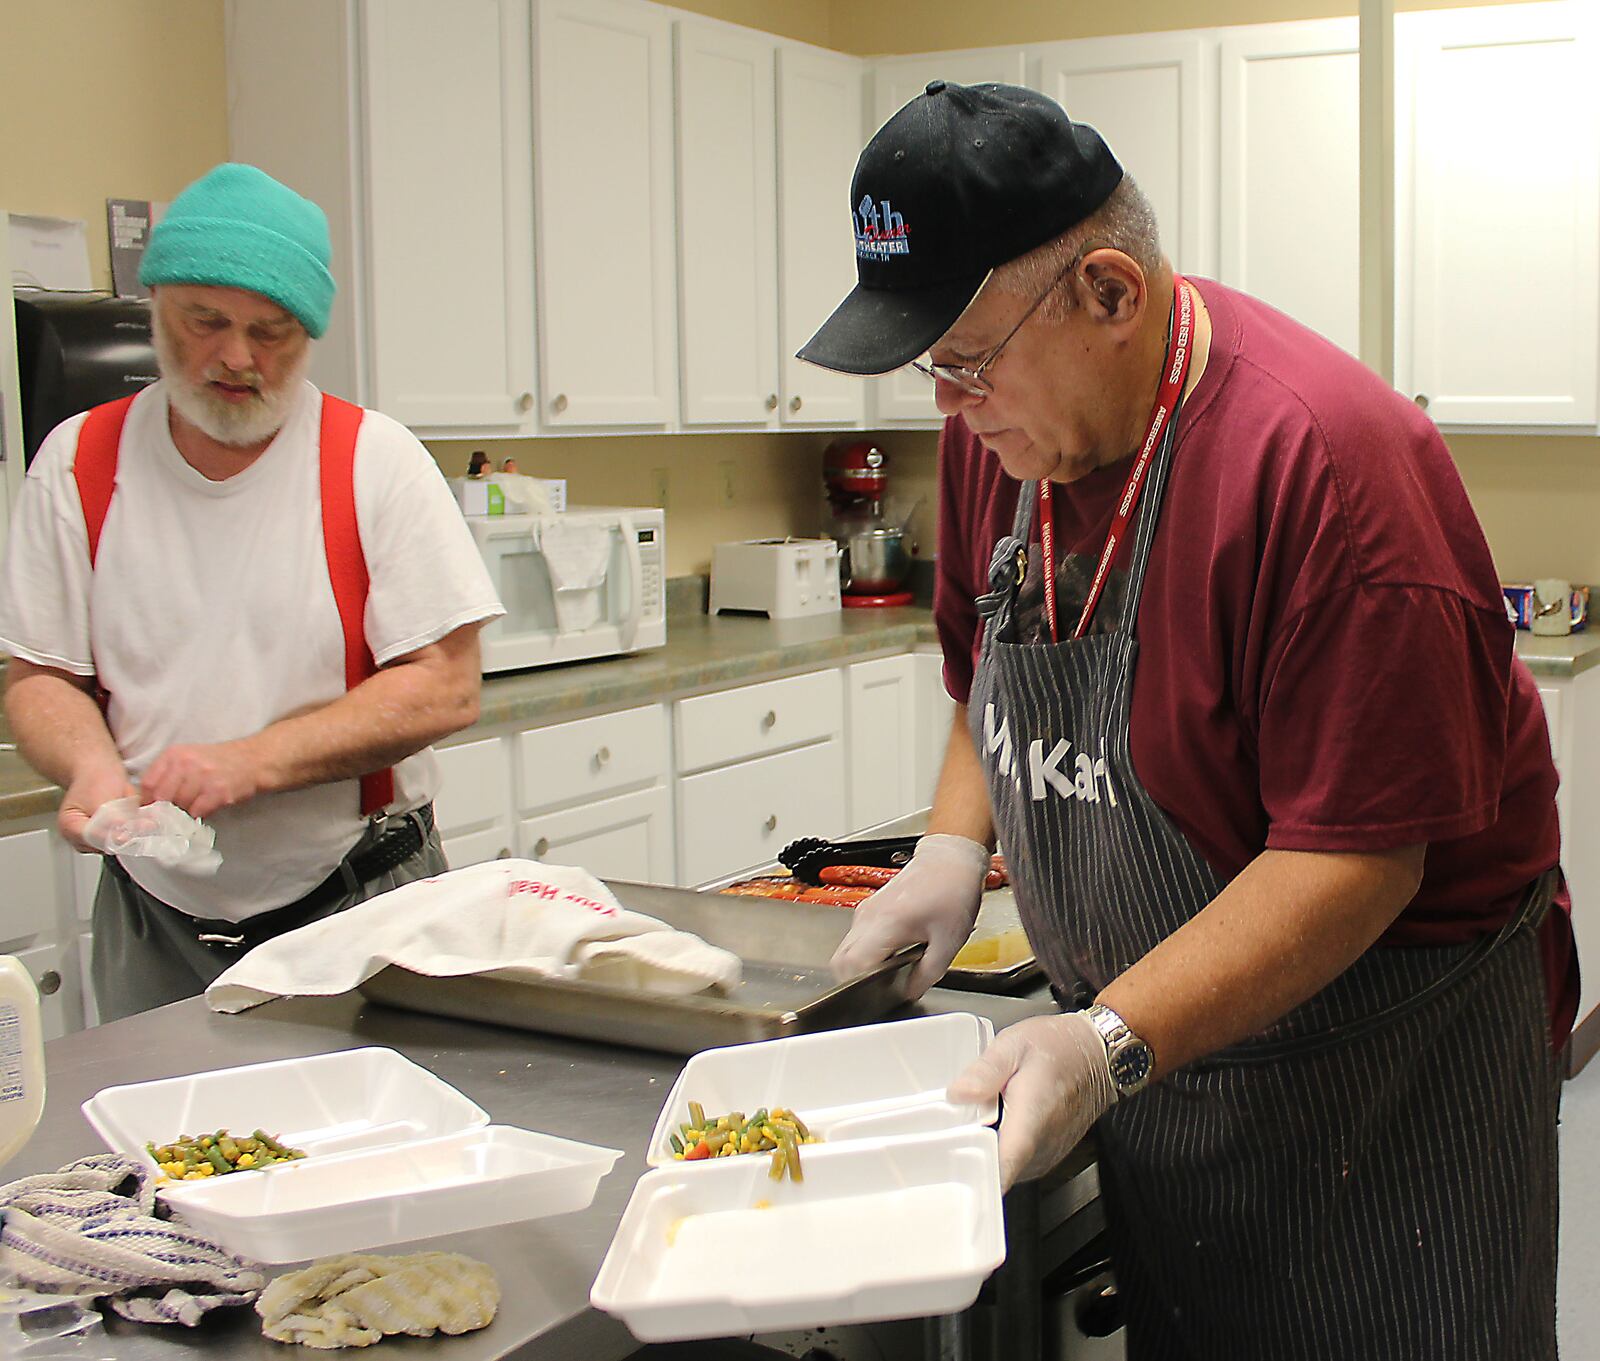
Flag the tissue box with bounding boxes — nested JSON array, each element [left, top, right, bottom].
[[452, 478, 505, 517]]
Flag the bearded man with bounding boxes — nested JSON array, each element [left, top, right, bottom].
[[0, 163, 504, 1021]]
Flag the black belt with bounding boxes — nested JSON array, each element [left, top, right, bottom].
[[180, 804, 435, 951]]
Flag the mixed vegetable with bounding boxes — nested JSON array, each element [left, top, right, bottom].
[[670, 1101, 819, 1182], [147, 1129, 307, 1180]]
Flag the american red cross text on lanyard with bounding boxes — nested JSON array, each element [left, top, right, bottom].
[[1039, 278, 1195, 643]]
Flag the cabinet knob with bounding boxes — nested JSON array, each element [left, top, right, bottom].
[[595, 746, 611, 767], [765, 393, 779, 411], [497, 846, 512, 860], [760, 709, 777, 731], [37, 969, 60, 996], [1414, 393, 1430, 410], [534, 836, 550, 858], [552, 393, 569, 414], [763, 814, 778, 833], [516, 391, 533, 413], [788, 395, 802, 413]]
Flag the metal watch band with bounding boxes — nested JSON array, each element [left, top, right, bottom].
[[1085, 1002, 1155, 1098]]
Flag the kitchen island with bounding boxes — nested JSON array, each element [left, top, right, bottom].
[[10, 940, 1082, 1360]]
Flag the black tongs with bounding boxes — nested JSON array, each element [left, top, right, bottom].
[[778, 834, 921, 885]]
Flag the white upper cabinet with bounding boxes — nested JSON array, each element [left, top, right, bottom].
[[1032, 32, 1214, 279], [532, 0, 678, 428], [360, 0, 537, 433], [1218, 18, 1360, 356], [867, 50, 1030, 425], [674, 20, 779, 427], [777, 44, 868, 427], [1396, 2, 1600, 428]]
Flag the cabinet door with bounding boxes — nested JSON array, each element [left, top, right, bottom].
[[914, 650, 957, 809], [846, 656, 919, 829], [674, 21, 780, 427], [678, 739, 846, 886], [867, 50, 1029, 425], [1218, 19, 1360, 356], [360, 0, 536, 432], [442, 823, 516, 869], [777, 44, 867, 427], [1397, 3, 1599, 427], [1034, 32, 1213, 278], [433, 736, 513, 839], [519, 786, 675, 885], [13, 941, 69, 1041], [533, 0, 677, 428], [0, 829, 57, 947]]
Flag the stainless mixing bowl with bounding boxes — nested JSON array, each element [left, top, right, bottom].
[[838, 525, 914, 595]]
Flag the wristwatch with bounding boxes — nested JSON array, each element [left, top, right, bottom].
[[1085, 1003, 1156, 1098]]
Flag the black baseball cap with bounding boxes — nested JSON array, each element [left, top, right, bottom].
[[797, 81, 1123, 376]]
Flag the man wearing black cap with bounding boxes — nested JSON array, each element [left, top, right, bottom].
[[809, 82, 1571, 1356]]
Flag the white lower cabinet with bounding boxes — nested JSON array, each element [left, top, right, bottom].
[[914, 650, 958, 808], [678, 739, 846, 887], [519, 786, 675, 884], [434, 735, 515, 869], [0, 829, 57, 944], [846, 655, 920, 831], [13, 940, 69, 1042]]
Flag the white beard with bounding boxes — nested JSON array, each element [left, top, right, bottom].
[[152, 311, 311, 447]]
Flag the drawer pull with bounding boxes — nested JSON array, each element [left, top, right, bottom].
[[760, 710, 777, 731], [765, 393, 779, 411], [516, 390, 534, 413], [534, 836, 551, 858], [497, 846, 512, 860], [789, 395, 803, 413], [37, 970, 61, 996], [1414, 393, 1430, 410], [552, 393, 569, 414], [763, 814, 778, 833], [595, 746, 612, 768]]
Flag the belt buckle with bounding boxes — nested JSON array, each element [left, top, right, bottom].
[[196, 930, 248, 951]]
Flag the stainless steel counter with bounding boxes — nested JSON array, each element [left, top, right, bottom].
[[14, 962, 1054, 1358]]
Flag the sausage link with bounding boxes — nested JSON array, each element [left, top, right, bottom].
[[818, 864, 901, 888], [796, 886, 874, 906]]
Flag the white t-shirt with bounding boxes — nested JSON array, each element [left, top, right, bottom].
[[0, 381, 504, 921]]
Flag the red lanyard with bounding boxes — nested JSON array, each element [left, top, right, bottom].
[[1040, 277, 1195, 642]]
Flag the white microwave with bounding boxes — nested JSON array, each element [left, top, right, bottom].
[[467, 506, 667, 674]]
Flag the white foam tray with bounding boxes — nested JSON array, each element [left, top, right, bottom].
[[596, 1014, 1004, 1341], [82, 1047, 619, 1262], [644, 1012, 997, 1168], [592, 1126, 1005, 1340]]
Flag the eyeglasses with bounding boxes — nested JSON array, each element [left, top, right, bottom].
[[909, 246, 1095, 397]]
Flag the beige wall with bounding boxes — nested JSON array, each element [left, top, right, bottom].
[[5, 0, 1589, 584], [0, 0, 228, 293]]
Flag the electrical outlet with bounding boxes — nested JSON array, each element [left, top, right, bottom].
[[718, 460, 736, 507], [651, 467, 669, 508]]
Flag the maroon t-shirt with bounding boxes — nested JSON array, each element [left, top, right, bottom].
[[935, 278, 1578, 1045]]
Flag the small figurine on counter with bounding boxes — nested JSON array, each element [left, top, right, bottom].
[[466, 451, 491, 479], [500, 457, 520, 475]]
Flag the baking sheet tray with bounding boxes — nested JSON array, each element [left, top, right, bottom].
[[942, 888, 1042, 995], [358, 880, 922, 1055]]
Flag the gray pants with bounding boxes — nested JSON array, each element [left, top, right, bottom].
[[90, 823, 448, 1024]]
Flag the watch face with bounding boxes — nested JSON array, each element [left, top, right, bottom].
[[1110, 1043, 1153, 1091]]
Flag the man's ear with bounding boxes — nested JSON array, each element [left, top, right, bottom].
[[1078, 251, 1145, 324]]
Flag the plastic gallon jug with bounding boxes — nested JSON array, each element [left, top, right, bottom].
[[0, 956, 45, 1168]]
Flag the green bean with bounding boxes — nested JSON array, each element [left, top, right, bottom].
[[688, 1101, 706, 1129], [669, 1131, 684, 1155], [203, 1143, 231, 1175]]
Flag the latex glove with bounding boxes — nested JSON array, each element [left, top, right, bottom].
[[947, 1012, 1118, 1190], [140, 740, 261, 820], [829, 833, 990, 999], [58, 762, 138, 853]]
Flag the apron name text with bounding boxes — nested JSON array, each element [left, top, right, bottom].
[[984, 702, 1119, 807]]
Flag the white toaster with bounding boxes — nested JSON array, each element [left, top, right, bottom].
[[709, 538, 841, 619]]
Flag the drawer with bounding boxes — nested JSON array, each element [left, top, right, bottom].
[[441, 822, 515, 870], [516, 705, 670, 816], [678, 739, 845, 887], [0, 829, 57, 945], [519, 786, 675, 886], [433, 736, 511, 836], [676, 670, 843, 774]]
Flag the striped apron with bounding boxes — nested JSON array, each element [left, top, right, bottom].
[[968, 419, 1562, 1358]]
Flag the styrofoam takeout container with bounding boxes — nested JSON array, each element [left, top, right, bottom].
[[644, 1012, 997, 1168], [592, 1126, 1005, 1341], [597, 1014, 1004, 1341], [82, 1047, 620, 1262]]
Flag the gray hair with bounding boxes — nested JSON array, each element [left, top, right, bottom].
[[988, 175, 1163, 319]]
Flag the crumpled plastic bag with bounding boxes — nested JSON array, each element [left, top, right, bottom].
[[83, 797, 222, 875]]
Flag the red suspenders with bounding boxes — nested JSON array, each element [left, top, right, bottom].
[[71, 393, 396, 816]]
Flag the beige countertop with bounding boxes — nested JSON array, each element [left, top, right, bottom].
[[3, 615, 1592, 829]]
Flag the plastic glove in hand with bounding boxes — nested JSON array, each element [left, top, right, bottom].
[[828, 833, 989, 999], [947, 1011, 1117, 1190]]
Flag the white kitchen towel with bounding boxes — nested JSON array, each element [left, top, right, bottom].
[[538, 520, 611, 631], [205, 860, 742, 1013]]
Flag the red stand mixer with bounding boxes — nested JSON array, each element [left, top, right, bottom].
[[823, 439, 916, 608]]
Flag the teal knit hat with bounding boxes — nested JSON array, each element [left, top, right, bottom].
[[140, 163, 335, 337]]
